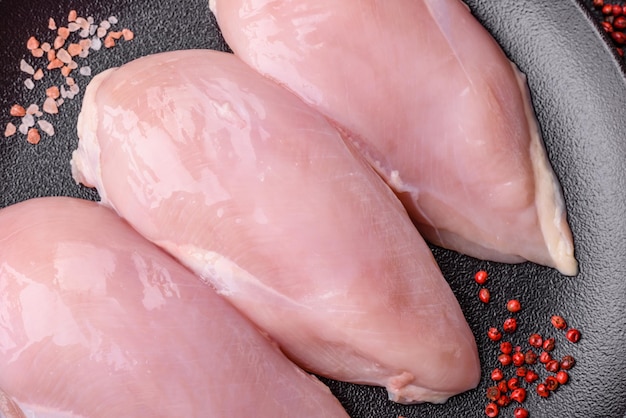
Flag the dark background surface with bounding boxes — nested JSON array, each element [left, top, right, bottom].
[[1, 1, 625, 417]]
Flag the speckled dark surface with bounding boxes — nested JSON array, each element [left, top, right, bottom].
[[1, 1, 625, 417]]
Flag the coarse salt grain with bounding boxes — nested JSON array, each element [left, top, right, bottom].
[[91, 37, 102, 50], [58, 27, 70, 40], [68, 10, 77, 22], [96, 27, 107, 38], [79, 48, 90, 58], [79, 39, 91, 49], [69, 84, 80, 95], [67, 43, 82, 56], [21, 114, 35, 128], [4, 123, 16, 137], [48, 18, 57, 30], [37, 120, 55, 136], [10, 104, 26, 117], [26, 104, 39, 114], [89, 24, 97, 36], [24, 79, 34, 89], [108, 16, 118, 24], [79, 28, 90, 38], [100, 20, 111, 30], [66, 77, 75, 86], [43, 97, 59, 114], [26, 128, 41, 144], [56, 98, 64, 107], [46, 86, 60, 99], [122, 28, 134, 41], [31, 48, 44, 58], [57, 48, 72, 64], [104, 35, 115, 48], [41, 42, 51, 52], [20, 59, 34, 75], [68, 22, 81, 32], [79, 66, 91, 76], [18, 124, 28, 135], [26, 36, 39, 50], [60, 85, 68, 98], [47, 58, 63, 70], [33, 68, 44, 80], [54, 36, 65, 49], [76, 17, 88, 28]]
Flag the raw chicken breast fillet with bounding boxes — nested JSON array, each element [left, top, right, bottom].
[[210, 0, 578, 275], [0, 197, 348, 418], [71, 49, 480, 404]]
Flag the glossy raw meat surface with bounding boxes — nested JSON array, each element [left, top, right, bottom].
[[209, 0, 578, 276], [71, 49, 480, 404], [0, 197, 348, 418]]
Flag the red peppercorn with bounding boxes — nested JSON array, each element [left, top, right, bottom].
[[615, 16, 626, 30], [485, 402, 499, 418], [497, 380, 508, 395], [602, 21, 614, 33], [556, 370, 569, 385], [593, 0, 603, 7], [506, 299, 521, 313], [612, 31, 626, 45], [510, 387, 527, 403], [498, 353, 512, 367], [514, 407, 529, 418], [551, 315, 567, 330], [539, 351, 552, 364], [507, 377, 520, 391], [536, 383, 550, 398], [524, 369, 539, 383], [546, 359, 560, 373], [488, 327, 502, 342], [524, 350, 537, 365], [618, 47, 625, 57], [560, 355, 576, 370], [475, 270, 488, 284], [491, 368, 504, 381], [500, 341, 513, 354], [613, 4, 623, 16], [528, 333, 543, 348], [545, 376, 559, 391], [503, 318, 517, 333], [623, 5, 626, 15], [603, 3, 614, 14], [496, 394, 511, 407], [516, 366, 527, 377], [512, 351, 525, 367], [542, 338, 555, 352], [566, 328, 581, 343], [487, 386, 501, 401], [479, 288, 491, 303]]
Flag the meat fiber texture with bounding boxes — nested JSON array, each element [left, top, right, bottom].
[[0, 197, 348, 418], [70, 49, 480, 404], [209, 0, 578, 276]]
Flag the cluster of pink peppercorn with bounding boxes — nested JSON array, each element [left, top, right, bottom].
[[592, 0, 626, 56], [474, 270, 581, 417]]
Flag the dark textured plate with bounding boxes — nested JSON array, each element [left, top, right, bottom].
[[1, 1, 625, 417]]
